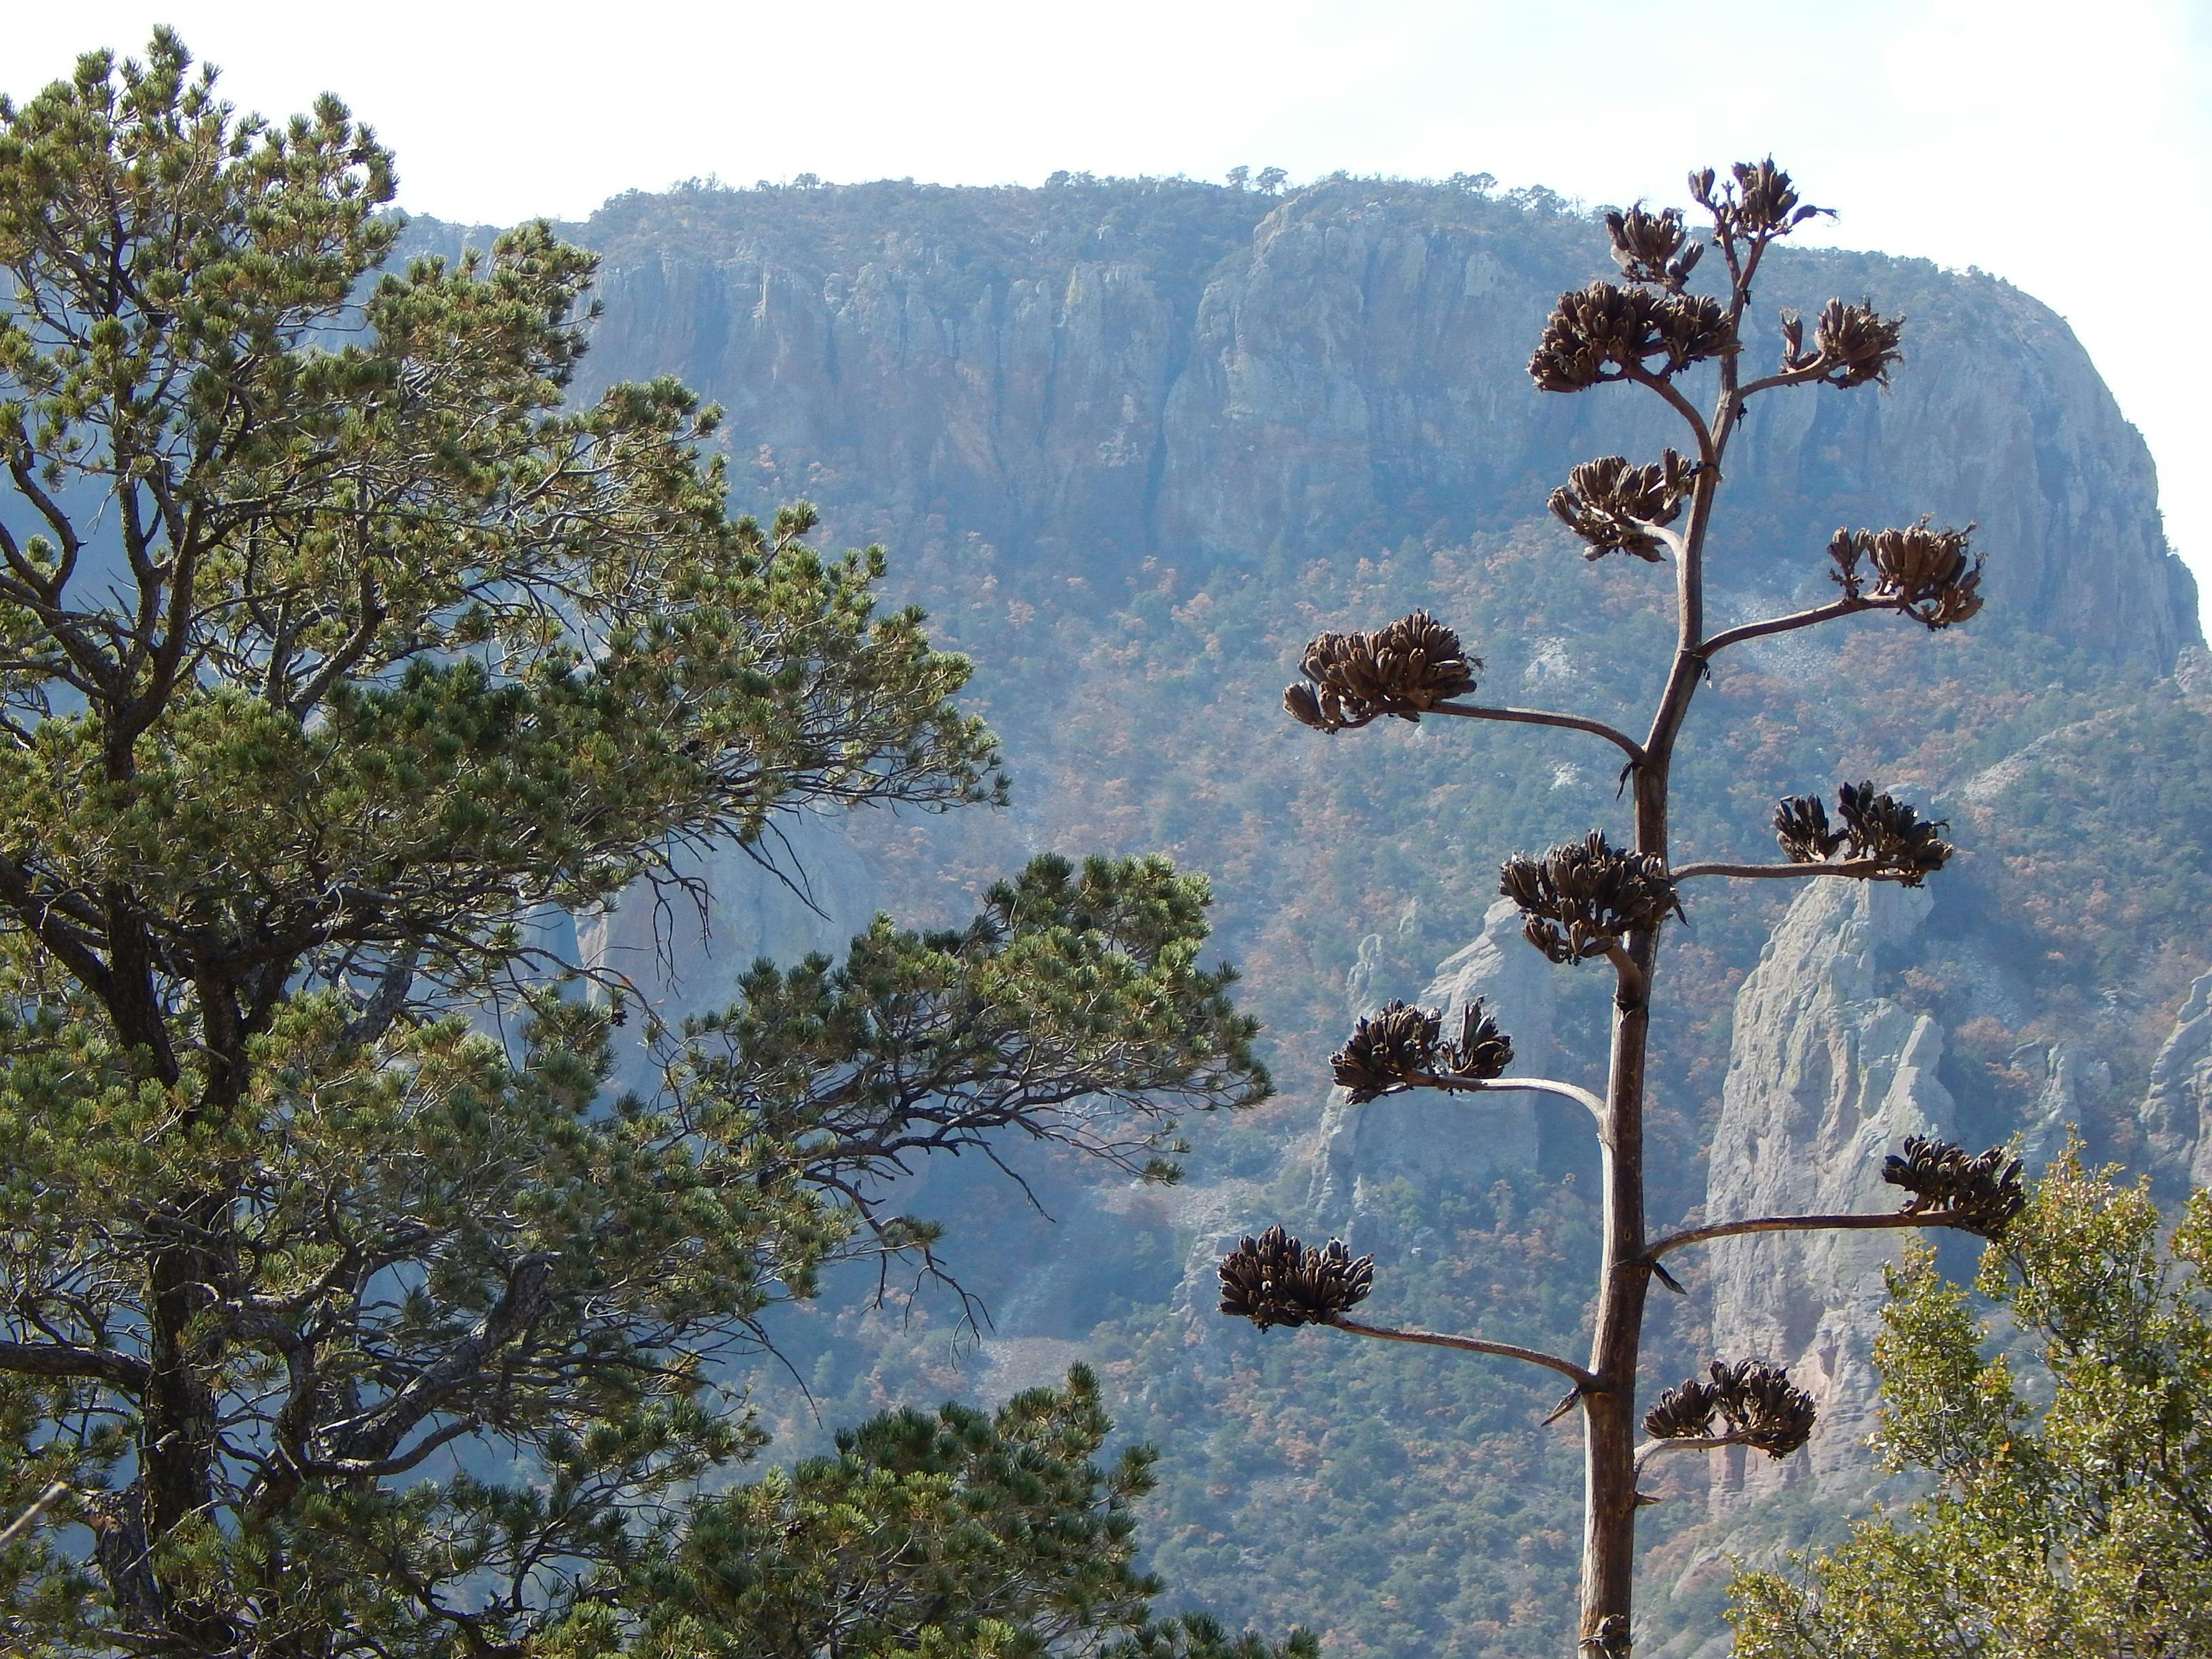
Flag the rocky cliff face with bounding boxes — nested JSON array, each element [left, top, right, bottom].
[[2142, 969, 2212, 1195], [428, 177, 2203, 672], [1700, 880, 1957, 1511]]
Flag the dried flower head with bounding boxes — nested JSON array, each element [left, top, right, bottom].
[[1332, 998, 1514, 1102], [1782, 298, 1905, 389], [1642, 1377, 1719, 1441], [1708, 1359, 1818, 1458], [1730, 159, 1811, 234], [1835, 780, 1952, 884], [1688, 159, 1826, 239], [1605, 204, 1702, 291], [1645, 1361, 1814, 1457], [1774, 783, 1951, 884], [1218, 1224, 1374, 1330], [1828, 519, 1984, 628], [1883, 1136, 2026, 1237], [1549, 450, 1695, 561], [1283, 609, 1479, 731], [1773, 794, 1844, 863], [1500, 832, 1681, 964], [1528, 282, 1734, 393]]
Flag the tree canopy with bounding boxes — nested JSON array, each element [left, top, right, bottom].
[[0, 31, 1279, 1654], [1728, 1151, 2212, 1659]]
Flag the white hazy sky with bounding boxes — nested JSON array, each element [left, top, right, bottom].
[[11, 1, 2211, 623]]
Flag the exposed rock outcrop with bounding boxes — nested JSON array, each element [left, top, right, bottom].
[[1702, 880, 1955, 1513], [1309, 897, 1551, 1230], [2142, 968, 2212, 1194]]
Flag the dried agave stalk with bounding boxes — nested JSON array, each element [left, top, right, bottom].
[[1282, 609, 1479, 731], [1218, 1225, 1375, 1330], [1246, 157, 1993, 1658], [1883, 1136, 2026, 1237], [1332, 998, 1514, 1102], [1549, 450, 1695, 561], [1500, 832, 1681, 964], [1829, 519, 1985, 628]]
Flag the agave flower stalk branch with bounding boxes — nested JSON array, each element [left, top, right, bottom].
[[1430, 1075, 1607, 1122], [1695, 596, 1879, 657], [1643, 1208, 1979, 1263], [1330, 1315, 1598, 1389], [1603, 944, 1648, 1008], [1361, 1071, 1607, 1120], [1431, 700, 1650, 765], [1630, 1435, 1754, 1474], [1671, 859, 1906, 883], [1361, 1070, 1607, 1124], [1737, 352, 1858, 400], [1622, 365, 1716, 462]]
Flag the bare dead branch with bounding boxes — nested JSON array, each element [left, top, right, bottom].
[[0, 1481, 70, 1549]]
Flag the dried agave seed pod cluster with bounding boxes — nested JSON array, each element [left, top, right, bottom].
[[1332, 998, 1514, 1103], [1774, 781, 1952, 884], [1528, 281, 1735, 394], [1773, 793, 1843, 863], [1218, 1224, 1375, 1330], [1641, 1376, 1718, 1441], [1882, 1136, 2026, 1237], [1500, 832, 1681, 965], [1828, 519, 1985, 628], [1282, 609, 1479, 731], [1713, 1359, 1819, 1457], [1835, 780, 1951, 883], [1605, 204, 1702, 291], [1689, 159, 1826, 238], [1549, 450, 1696, 561], [1781, 298, 1906, 390], [1644, 1361, 1817, 1459]]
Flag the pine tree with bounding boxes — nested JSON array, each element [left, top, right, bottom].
[[0, 34, 1279, 1652]]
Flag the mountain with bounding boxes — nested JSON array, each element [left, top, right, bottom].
[[403, 175, 2211, 1656]]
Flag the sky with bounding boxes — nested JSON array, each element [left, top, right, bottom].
[[9, 1, 2211, 621]]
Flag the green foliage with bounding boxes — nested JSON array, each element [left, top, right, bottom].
[[564, 1365, 1311, 1659], [1727, 1153, 2212, 1658], [0, 34, 1282, 1654]]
